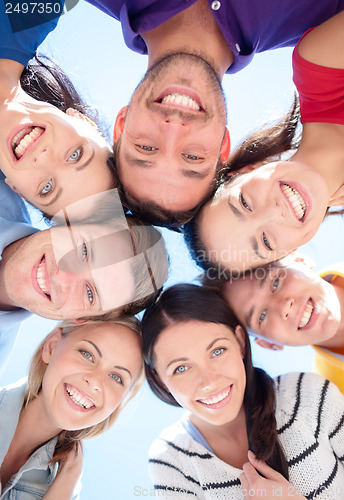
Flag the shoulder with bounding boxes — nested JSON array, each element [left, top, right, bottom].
[[274, 372, 344, 426], [149, 419, 213, 464]]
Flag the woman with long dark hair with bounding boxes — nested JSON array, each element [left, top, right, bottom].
[[184, 11, 344, 275], [0, 5, 116, 218], [142, 284, 344, 499]]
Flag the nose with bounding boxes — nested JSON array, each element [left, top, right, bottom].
[[278, 297, 294, 320], [32, 145, 52, 166], [198, 368, 219, 393], [84, 372, 102, 392]]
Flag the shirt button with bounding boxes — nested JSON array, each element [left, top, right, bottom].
[[211, 1, 221, 10]]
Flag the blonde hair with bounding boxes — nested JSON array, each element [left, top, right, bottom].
[[25, 319, 144, 465]]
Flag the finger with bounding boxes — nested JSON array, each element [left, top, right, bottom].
[[248, 451, 282, 481], [240, 472, 249, 500], [242, 461, 260, 484]]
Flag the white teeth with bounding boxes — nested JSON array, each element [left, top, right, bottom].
[[298, 299, 314, 329], [12, 126, 44, 159], [281, 183, 306, 220], [36, 260, 49, 295], [66, 385, 94, 409], [199, 387, 230, 405], [162, 93, 200, 110]]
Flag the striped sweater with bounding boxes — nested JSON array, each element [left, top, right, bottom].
[[148, 372, 344, 499]]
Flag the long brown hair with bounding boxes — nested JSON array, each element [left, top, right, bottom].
[[142, 284, 289, 479]]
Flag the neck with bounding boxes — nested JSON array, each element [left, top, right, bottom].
[[9, 395, 61, 462], [293, 123, 344, 200], [189, 405, 248, 468], [0, 238, 27, 311], [142, 0, 233, 78]]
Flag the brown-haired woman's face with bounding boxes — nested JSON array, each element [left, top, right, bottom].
[[199, 160, 329, 272], [40, 322, 142, 432], [153, 320, 246, 427], [0, 100, 114, 216]]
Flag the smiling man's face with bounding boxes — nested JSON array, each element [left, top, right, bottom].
[[114, 53, 230, 212]]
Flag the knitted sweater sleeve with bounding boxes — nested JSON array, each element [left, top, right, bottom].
[[148, 422, 208, 499]]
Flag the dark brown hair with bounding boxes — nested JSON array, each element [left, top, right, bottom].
[[142, 283, 289, 479]]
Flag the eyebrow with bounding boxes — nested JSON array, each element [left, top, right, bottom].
[[83, 340, 132, 378], [114, 365, 133, 379], [127, 155, 211, 179], [76, 148, 95, 171], [127, 155, 154, 168], [244, 273, 269, 327], [83, 339, 102, 357], [39, 150, 95, 207], [250, 236, 268, 260], [181, 167, 212, 180], [40, 187, 63, 207], [228, 197, 267, 260], [165, 337, 230, 369]]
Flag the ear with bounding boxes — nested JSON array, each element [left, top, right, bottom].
[[219, 128, 231, 163], [227, 162, 263, 177], [42, 327, 63, 364], [284, 251, 315, 270], [66, 108, 97, 128], [254, 338, 284, 351], [234, 325, 246, 358], [329, 184, 344, 206], [70, 318, 88, 324], [151, 369, 170, 393], [113, 106, 128, 142], [4, 178, 24, 198]]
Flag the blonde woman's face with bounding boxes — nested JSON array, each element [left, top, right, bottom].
[[41, 323, 142, 432]]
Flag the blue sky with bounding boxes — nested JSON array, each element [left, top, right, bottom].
[[1, 2, 344, 498]]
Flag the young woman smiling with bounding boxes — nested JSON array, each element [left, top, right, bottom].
[[142, 284, 344, 499], [184, 11, 344, 275], [0, 7, 116, 218], [0, 318, 144, 499]]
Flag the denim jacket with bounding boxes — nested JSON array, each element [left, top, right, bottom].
[[0, 379, 80, 499]]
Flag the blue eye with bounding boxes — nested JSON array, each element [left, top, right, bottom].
[[183, 154, 200, 160], [138, 145, 157, 152], [80, 350, 93, 361], [86, 285, 94, 305], [174, 365, 187, 374], [212, 348, 224, 357], [262, 233, 273, 251], [69, 147, 82, 162], [258, 311, 267, 325], [240, 193, 251, 211], [272, 277, 280, 292], [40, 180, 53, 196], [111, 373, 123, 385], [82, 242, 88, 261]]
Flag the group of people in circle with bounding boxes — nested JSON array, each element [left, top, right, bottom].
[[1, 1, 344, 498]]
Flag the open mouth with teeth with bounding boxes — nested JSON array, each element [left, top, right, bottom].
[[298, 299, 314, 329], [197, 385, 232, 407], [11, 126, 45, 160], [154, 87, 204, 112], [65, 384, 96, 410], [281, 183, 307, 221], [36, 256, 51, 301]]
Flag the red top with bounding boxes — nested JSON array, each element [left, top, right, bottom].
[[292, 30, 344, 126]]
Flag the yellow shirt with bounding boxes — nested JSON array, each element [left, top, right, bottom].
[[313, 264, 344, 394]]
